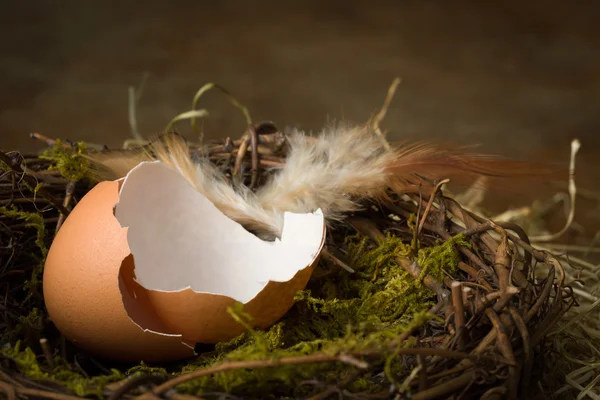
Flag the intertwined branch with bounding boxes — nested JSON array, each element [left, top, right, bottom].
[[0, 127, 575, 400]]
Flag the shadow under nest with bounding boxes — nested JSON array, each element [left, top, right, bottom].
[[0, 124, 575, 400]]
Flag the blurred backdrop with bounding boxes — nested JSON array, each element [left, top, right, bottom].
[[1, 1, 599, 214]]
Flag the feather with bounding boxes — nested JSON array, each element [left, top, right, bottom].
[[256, 122, 395, 222], [151, 135, 283, 237], [83, 149, 153, 182], [84, 123, 566, 240], [256, 122, 565, 220], [86, 135, 283, 238], [384, 139, 566, 195]]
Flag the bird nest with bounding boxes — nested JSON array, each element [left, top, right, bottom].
[[0, 83, 585, 400], [0, 129, 576, 400]]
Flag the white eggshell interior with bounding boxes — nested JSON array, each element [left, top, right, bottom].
[[114, 161, 325, 304]]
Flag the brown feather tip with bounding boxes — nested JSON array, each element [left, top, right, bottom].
[[384, 140, 568, 195]]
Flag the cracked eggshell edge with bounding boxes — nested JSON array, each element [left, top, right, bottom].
[[113, 160, 327, 343], [114, 160, 326, 302]]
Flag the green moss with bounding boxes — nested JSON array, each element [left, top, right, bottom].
[[168, 234, 454, 396], [416, 233, 470, 284], [0, 206, 47, 258], [1, 342, 123, 398], [39, 140, 89, 181], [126, 362, 168, 376], [0, 206, 48, 299], [2, 231, 462, 397], [0, 308, 41, 344]]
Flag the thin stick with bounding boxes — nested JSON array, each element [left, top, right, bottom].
[[30, 133, 67, 147], [146, 353, 368, 396], [412, 371, 475, 400], [418, 354, 428, 392], [371, 77, 402, 150], [417, 178, 450, 237], [0, 381, 16, 400], [491, 223, 511, 290], [146, 347, 493, 397], [55, 180, 75, 233], [467, 287, 519, 329], [525, 265, 555, 323], [322, 247, 355, 273], [232, 136, 250, 178], [128, 73, 150, 140], [451, 281, 466, 351], [531, 139, 580, 242], [509, 307, 532, 397], [248, 124, 260, 189], [13, 387, 83, 400], [458, 261, 493, 291], [39, 338, 54, 369], [485, 308, 518, 399], [0, 151, 70, 216]]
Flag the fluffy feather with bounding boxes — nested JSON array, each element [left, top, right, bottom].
[[384, 140, 564, 194], [151, 135, 282, 236], [84, 149, 153, 182], [85, 123, 566, 239], [257, 123, 395, 222], [85, 136, 283, 238]]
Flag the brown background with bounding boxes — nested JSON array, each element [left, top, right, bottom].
[[1, 1, 599, 233]]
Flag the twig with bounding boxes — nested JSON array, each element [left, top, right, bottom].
[[232, 136, 250, 179], [509, 307, 532, 397], [417, 179, 450, 237], [12, 387, 83, 400], [418, 354, 428, 392], [491, 222, 511, 290], [29, 133, 68, 147], [322, 247, 355, 273], [525, 265, 555, 324], [107, 374, 166, 400], [0, 151, 70, 216], [451, 281, 467, 351], [467, 287, 519, 329], [531, 139, 580, 242], [127, 73, 150, 141], [39, 338, 54, 369], [248, 124, 260, 189], [55, 180, 75, 233], [145, 353, 369, 396], [306, 371, 362, 400], [371, 77, 401, 151], [412, 370, 476, 400], [485, 308, 518, 399]]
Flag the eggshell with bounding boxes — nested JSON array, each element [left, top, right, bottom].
[[115, 161, 326, 344], [42, 180, 195, 362], [43, 160, 326, 362]]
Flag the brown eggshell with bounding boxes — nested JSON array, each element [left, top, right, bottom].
[[44, 160, 326, 362], [122, 250, 319, 344], [112, 161, 327, 345], [42, 180, 194, 363]]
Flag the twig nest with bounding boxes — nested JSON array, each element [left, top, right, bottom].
[[42, 161, 326, 362]]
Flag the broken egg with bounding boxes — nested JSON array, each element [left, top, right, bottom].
[[42, 161, 326, 362]]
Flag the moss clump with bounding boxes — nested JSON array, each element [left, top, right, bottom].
[[0, 231, 462, 398], [416, 233, 470, 284], [164, 233, 459, 396], [0, 206, 47, 258], [126, 362, 168, 376], [39, 140, 89, 181], [0, 206, 48, 299], [0, 308, 41, 345], [1, 342, 123, 398]]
